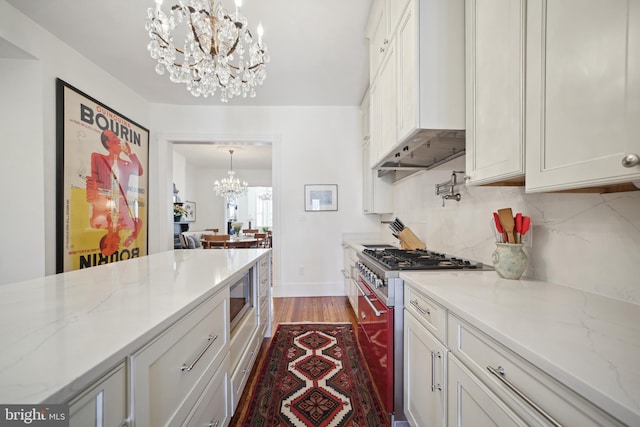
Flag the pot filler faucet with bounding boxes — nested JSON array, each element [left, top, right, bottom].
[[435, 170, 466, 207]]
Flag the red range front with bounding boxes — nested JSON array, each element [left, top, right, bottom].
[[356, 277, 394, 413]]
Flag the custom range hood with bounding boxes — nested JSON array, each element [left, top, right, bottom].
[[375, 129, 466, 182]]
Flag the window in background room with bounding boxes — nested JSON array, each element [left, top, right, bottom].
[[254, 187, 272, 229]]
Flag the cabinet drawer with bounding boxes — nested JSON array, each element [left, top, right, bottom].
[[68, 362, 127, 427], [183, 355, 230, 427], [230, 329, 262, 413], [448, 314, 624, 426], [230, 308, 257, 371], [404, 285, 447, 343], [133, 288, 229, 427], [259, 299, 268, 325]]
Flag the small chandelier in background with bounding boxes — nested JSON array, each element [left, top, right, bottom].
[[146, 0, 269, 102], [214, 149, 248, 201], [258, 191, 272, 200]]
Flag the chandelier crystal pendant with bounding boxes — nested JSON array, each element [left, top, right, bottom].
[[146, 0, 269, 102], [214, 150, 248, 202]]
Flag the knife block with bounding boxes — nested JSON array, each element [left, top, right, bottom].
[[398, 228, 426, 250]]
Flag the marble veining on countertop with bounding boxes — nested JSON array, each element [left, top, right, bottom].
[[400, 270, 640, 427], [0, 249, 269, 404]]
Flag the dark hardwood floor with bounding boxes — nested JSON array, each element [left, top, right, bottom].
[[229, 296, 357, 425]]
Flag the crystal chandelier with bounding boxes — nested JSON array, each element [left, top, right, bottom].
[[214, 150, 248, 201], [146, 0, 269, 102]]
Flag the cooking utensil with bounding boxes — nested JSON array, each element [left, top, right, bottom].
[[498, 208, 515, 243], [396, 218, 405, 229], [490, 219, 501, 243], [515, 213, 523, 243], [493, 212, 505, 243], [521, 216, 531, 239]]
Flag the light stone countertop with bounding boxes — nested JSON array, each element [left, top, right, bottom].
[[0, 249, 270, 404], [401, 270, 640, 427]]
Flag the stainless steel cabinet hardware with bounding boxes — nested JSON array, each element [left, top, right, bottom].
[[208, 421, 220, 427], [487, 365, 562, 427], [410, 299, 430, 315], [242, 351, 256, 374], [621, 153, 639, 168], [354, 281, 383, 317], [431, 351, 442, 392], [181, 334, 218, 372]]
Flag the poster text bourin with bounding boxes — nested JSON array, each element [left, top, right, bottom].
[[56, 79, 149, 272]]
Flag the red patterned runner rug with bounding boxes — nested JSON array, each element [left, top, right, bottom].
[[237, 323, 390, 426]]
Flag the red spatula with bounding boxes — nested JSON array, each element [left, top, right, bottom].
[[521, 216, 531, 241], [515, 213, 523, 243]]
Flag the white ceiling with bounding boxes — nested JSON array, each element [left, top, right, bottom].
[[7, 0, 372, 169]]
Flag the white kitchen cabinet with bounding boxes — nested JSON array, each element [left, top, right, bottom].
[[342, 243, 358, 313], [68, 363, 128, 427], [132, 287, 229, 427], [361, 92, 393, 214], [448, 313, 625, 426], [367, 0, 465, 168], [525, 0, 640, 192], [394, 0, 465, 149], [367, 0, 389, 82], [404, 309, 447, 427], [464, 0, 526, 185], [183, 354, 230, 427], [448, 355, 526, 426], [379, 38, 398, 158]]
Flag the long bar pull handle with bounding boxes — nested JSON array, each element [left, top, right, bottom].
[[431, 352, 442, 392], [487, 366, 562, 427], [208, 421, 220, 427], [354, 282, 383, 317], [410, 299, 430, 315], [431, 351, 436, 391], [181, 334, 218, 372]]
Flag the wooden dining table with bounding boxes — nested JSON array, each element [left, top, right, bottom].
[[201, 237, 258, 249]]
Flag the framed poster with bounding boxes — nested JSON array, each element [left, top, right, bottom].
[[304, 184, 338, 211], [56, 79, 149, 272]]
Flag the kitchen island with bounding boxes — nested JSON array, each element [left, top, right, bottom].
[[401, 270, 639, 426], [0, 248, 271, 426]]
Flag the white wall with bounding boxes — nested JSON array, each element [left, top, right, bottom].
[[152, 105, 382, 296], [0, 57, 44, 284], [388, 156, 640, 305], [181, 164, 272, 231], [0, 1, 150, 279]]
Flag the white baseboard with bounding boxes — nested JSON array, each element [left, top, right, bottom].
[[271, 282, 346, 298]]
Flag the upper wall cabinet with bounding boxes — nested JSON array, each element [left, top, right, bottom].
[[525, 0, 640, 192], [366, 0, 466, 170], [465, 0, 526, 185], [361, 92, 393, 214]]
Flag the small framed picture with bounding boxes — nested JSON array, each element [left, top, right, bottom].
[[174, 201, 196, 222], [305, 184, 338, 211]]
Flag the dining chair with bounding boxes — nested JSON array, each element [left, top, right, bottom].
[[202, 234, 230, 248], [205, 228, 219, 235], [253, 233, 267, 248]]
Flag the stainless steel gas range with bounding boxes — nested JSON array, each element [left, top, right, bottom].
[[354, 247, 489, 425]]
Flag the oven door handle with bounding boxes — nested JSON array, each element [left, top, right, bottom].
[[354, 280, 384, 317]]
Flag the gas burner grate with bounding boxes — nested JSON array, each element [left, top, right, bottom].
[[362, 248, 481, 271]]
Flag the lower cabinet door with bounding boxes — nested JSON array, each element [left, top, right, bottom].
[[68, 363, 127, 427], [404, 310, 447, 427], [447, 355, 526, 426], [184, 355, 230, 427]]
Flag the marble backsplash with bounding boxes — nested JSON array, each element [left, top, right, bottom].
[[388, 156, 640, 305]]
